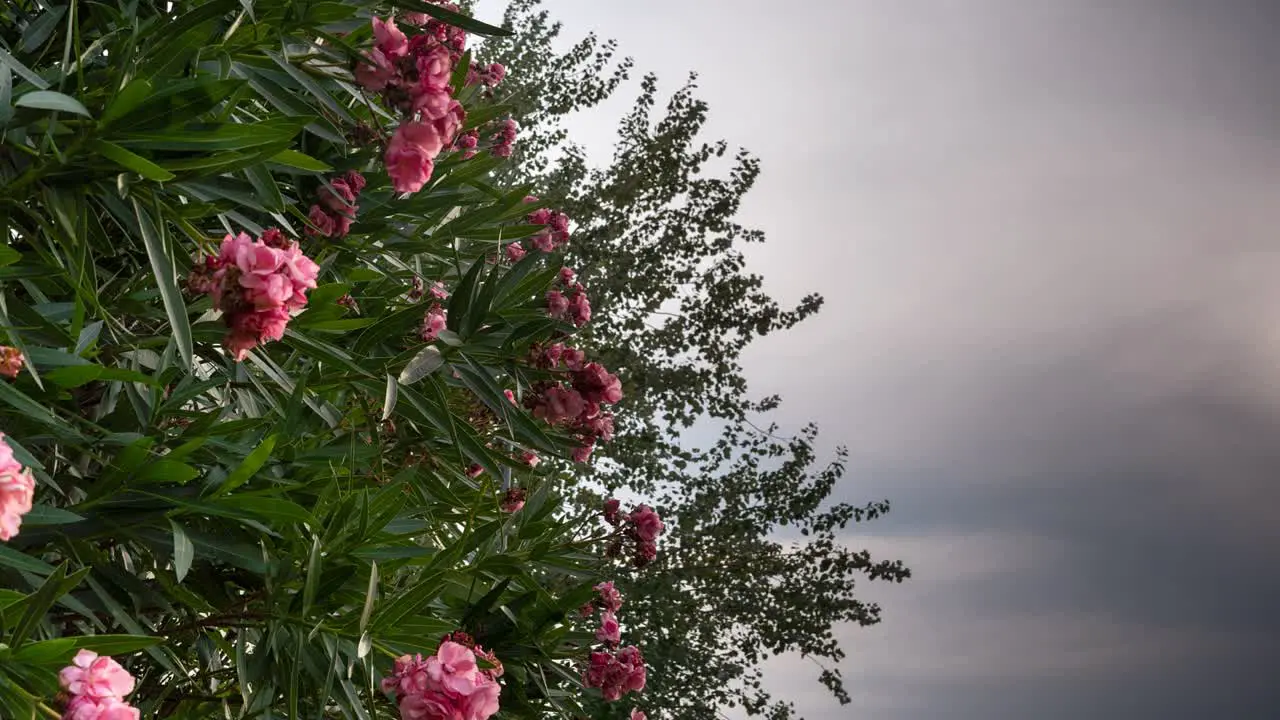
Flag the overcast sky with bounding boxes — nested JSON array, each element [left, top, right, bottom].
[[478, 1, 1280, 718]]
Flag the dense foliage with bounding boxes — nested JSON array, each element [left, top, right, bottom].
[[0, 2, 660, 718], [477, 3, 913, 718]]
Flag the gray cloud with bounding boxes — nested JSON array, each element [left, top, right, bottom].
[[482, 0, 1280, 717]]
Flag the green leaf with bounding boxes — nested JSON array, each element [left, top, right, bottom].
[[382, 374, 399, 421], [0, 544, 55, 575], [242, 164, 284, 211], [15, 90, 91, 117], [268, 149, 331, 172], [263, 49, 354, 125], [70, 635, 164, 656], [99, 78, 152, 126], [0, 46, 49, 90], [386, 0, 512, 37], [0, 381, 79, 437], [398, 346, 445, 385], [133, 200, 193, 371], [90, 140, 175, 181], [210, 495, 316, 527], [171, 520, 194, 582], [215, 434, 276, 495], [12, 637, 76, 664], [21, 505, 85, 526], [21, 6, 68, 53]]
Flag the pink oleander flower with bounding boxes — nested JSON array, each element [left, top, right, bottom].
[[0, 346, 23, 379], [466, 464, 484, 479], [402, 11, 430, 25], [416, 43, 454, 92], [307, 204, 336, 237], [59, 650, 136, 700], [573, 362, 623, 405], [532, 386, 585, 425], [596, 611, 621, 644], [546, 290, 569, 318], [355, 47, 397, 92], [530, 231, 557, 253], [429, 281, 449, 299], [503, 389, 517, 405], [594, 581, 623, 613], [421, 303, 447, 342], [631, 711, 646, 720], [484, 63, 506, 85], [563, 348, 586, 371], [63, 696, 140, 720], [572, 441, 594, 464], [566, 290, 591, 327], [628, 504, 664, 542], [372, 16, 409, 58], [603, 498, 622, 525], [584, 646, 646, 702], [501, 488, 526, 513], [504, 243, 526, 263], [0, 433, 35, 542], [386, 121, 444, 194], [519, 451, 539, 468], [559, 268, 576, 285], [542, 343, 565, 368], [384, 643, 501, 720]]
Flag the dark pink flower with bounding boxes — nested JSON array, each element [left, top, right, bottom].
[[0, 346, 23, 379], [501, 488, 526, 513], [603, 498, 622, 525], [546, 290, 569, 317], [504, 243, 526, 263], [572, 441, 594, 464]]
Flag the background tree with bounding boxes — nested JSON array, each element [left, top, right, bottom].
[[476, 2, 912, 718]]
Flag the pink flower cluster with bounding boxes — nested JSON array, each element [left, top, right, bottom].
[[191, 229, 319, 361], [527, 208, 571, 252], [0, 433, 35, 542], [420, 303, 448, 342], [382, 641, 501, 720], [490, 118, 517, 158], [0, 346, 23, 378], [465, 61, 507, 88], [58, 650, 139, 719], [584, 645, 646, 702], [603, 500, 664, 568], [356, 14, 471, 194], [546, 268, 590, 327], [307, 171, 366, 238], [525, 347, 619, 464]]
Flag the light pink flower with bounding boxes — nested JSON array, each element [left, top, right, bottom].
[[429, 281, 449, 299], [421, 304, 447, 342], [503, 389, 517, 405], [501, 487, 527, 513], [416, 44, 454, 92], [594, 581, 623, 613], [63, 696, 140, 720], [631, 710, 647, 720], [372, 16, 409, 59], [355, 48, 397, 92], [572, 442, 594, 464], [0, 433, 35, 542], [386, 121, 444, 194], [59, 650, 136, 700], [628, 505, 664, 543], [596, 611, 621, 644], [519, 451, 539, 468]]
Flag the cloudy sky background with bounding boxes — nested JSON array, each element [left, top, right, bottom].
[[478, 1, 1280, 717]]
